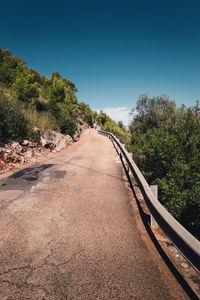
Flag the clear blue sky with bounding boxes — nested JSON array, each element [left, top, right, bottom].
[[1, 0, 200, 123]]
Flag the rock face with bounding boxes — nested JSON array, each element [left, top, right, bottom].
[[0, 126, 85, 175], [0, 141, 46, 174], [73, 124, 86, 141], [65, 135, 73, 144], [40, 130, 67, 151]]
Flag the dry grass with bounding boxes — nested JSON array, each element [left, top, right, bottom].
[[22, 107, 57, 131]]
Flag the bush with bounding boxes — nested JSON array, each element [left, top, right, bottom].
[[0, 94, 40, 144], [13, 70, 39, 102], [128, 108, 200, 240], [60, 116, 77, 137], [34, 99, 48, 112]]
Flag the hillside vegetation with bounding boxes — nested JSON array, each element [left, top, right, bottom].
[[0, 46, 199, 240], [127, 95, 200, 240], [0, 46, 124, 145]]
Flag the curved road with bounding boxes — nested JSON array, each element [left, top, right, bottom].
[[0, 129, 189, 299]]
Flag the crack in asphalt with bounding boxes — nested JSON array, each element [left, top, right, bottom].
[[0, 265, 31, 276], [0, 131, 190, 300], [0, 247, 82, 298]]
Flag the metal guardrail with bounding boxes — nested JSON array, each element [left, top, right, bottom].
[[98, 130, 200, 274]]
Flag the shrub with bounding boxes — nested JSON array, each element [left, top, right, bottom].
[[13, 70, 39, 102], [128, 107, 200, 239], [0, 94, 40, 144], [60, 116, 77, 137]]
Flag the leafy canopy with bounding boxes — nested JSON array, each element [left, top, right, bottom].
[[128, 94, 200, 239]]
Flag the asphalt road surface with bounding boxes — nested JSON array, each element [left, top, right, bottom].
[[0, 129, 189, 299]]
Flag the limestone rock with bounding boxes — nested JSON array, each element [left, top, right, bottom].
[[73, 124, 84, 141], [40, 130, 67, 151], [22, 140, 30, 146], [11, 142, 20, 149], [22, 150, 33, 161], [73, 132, 79, 141], [10, 142, 23, 154], [65, 135, 73, 144]]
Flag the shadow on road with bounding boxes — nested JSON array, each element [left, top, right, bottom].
[[121, 156, 199, 300], [67, 162, 128, 183], [0, 164, 54, 191]]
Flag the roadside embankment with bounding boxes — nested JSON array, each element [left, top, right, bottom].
[[0, 124, 88, 175]]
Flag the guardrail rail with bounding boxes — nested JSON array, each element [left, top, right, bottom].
[[98, 129, 200, 274]]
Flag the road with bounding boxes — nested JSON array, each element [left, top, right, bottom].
[[0, 129, 189, 299]]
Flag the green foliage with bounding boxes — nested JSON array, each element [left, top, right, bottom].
[[50, 72, 62, 81], [60, 116, 77, 136], [0, 93, 40, 144], [84, 107, 93, 126], [79, 102, 94, 126], [13, 69, 39, 102], [48, 98, 62, 119], [0, 46, 129, 150], [62, 78, 78, 93], [96, 110, 130, 144], [65, 88, 77, 105], [49, 77, 65, 103], [117, 120, 127, 132], [34, 99, 48, 112], [29, 68, 41, 84], [129, 94, 182, 133], [97, 110, 107, 126], [0, 47, 26, 86], [128, 95, 200, 239], [21, 103, 59, 131], [103, 119, 129, 144], [118, 120, 124, 128], [41, 73, 78, 121], [0, 47, 80, 140], [40, 75, 51, 98]]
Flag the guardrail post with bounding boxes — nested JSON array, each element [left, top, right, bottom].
[[150, 185, 158, 229]]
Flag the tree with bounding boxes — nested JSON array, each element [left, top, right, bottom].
[[49, 77, 65, 103], [128, 101, 200, 239], [50, 72, 62, 81], [65, 88, 77, 104], [29, 68, 41, 84], [13, 69, 39, 102], [84, 106, 93, 126], [118, 120, 124, 128], [118, 120, 126, 132], [60, 116, 77, 136], [0, 49, 26, 85], [62, 77, 78, 92], [97, 110, 108, 126], [129, 94, 180, 133]]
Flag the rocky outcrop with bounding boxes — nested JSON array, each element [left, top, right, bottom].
[[65, 135, 73, 144], [73, 124, 88, 141], [0, 127, 85, 175], [0, 141, 46, 174], [40, 130, 67, 151]]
